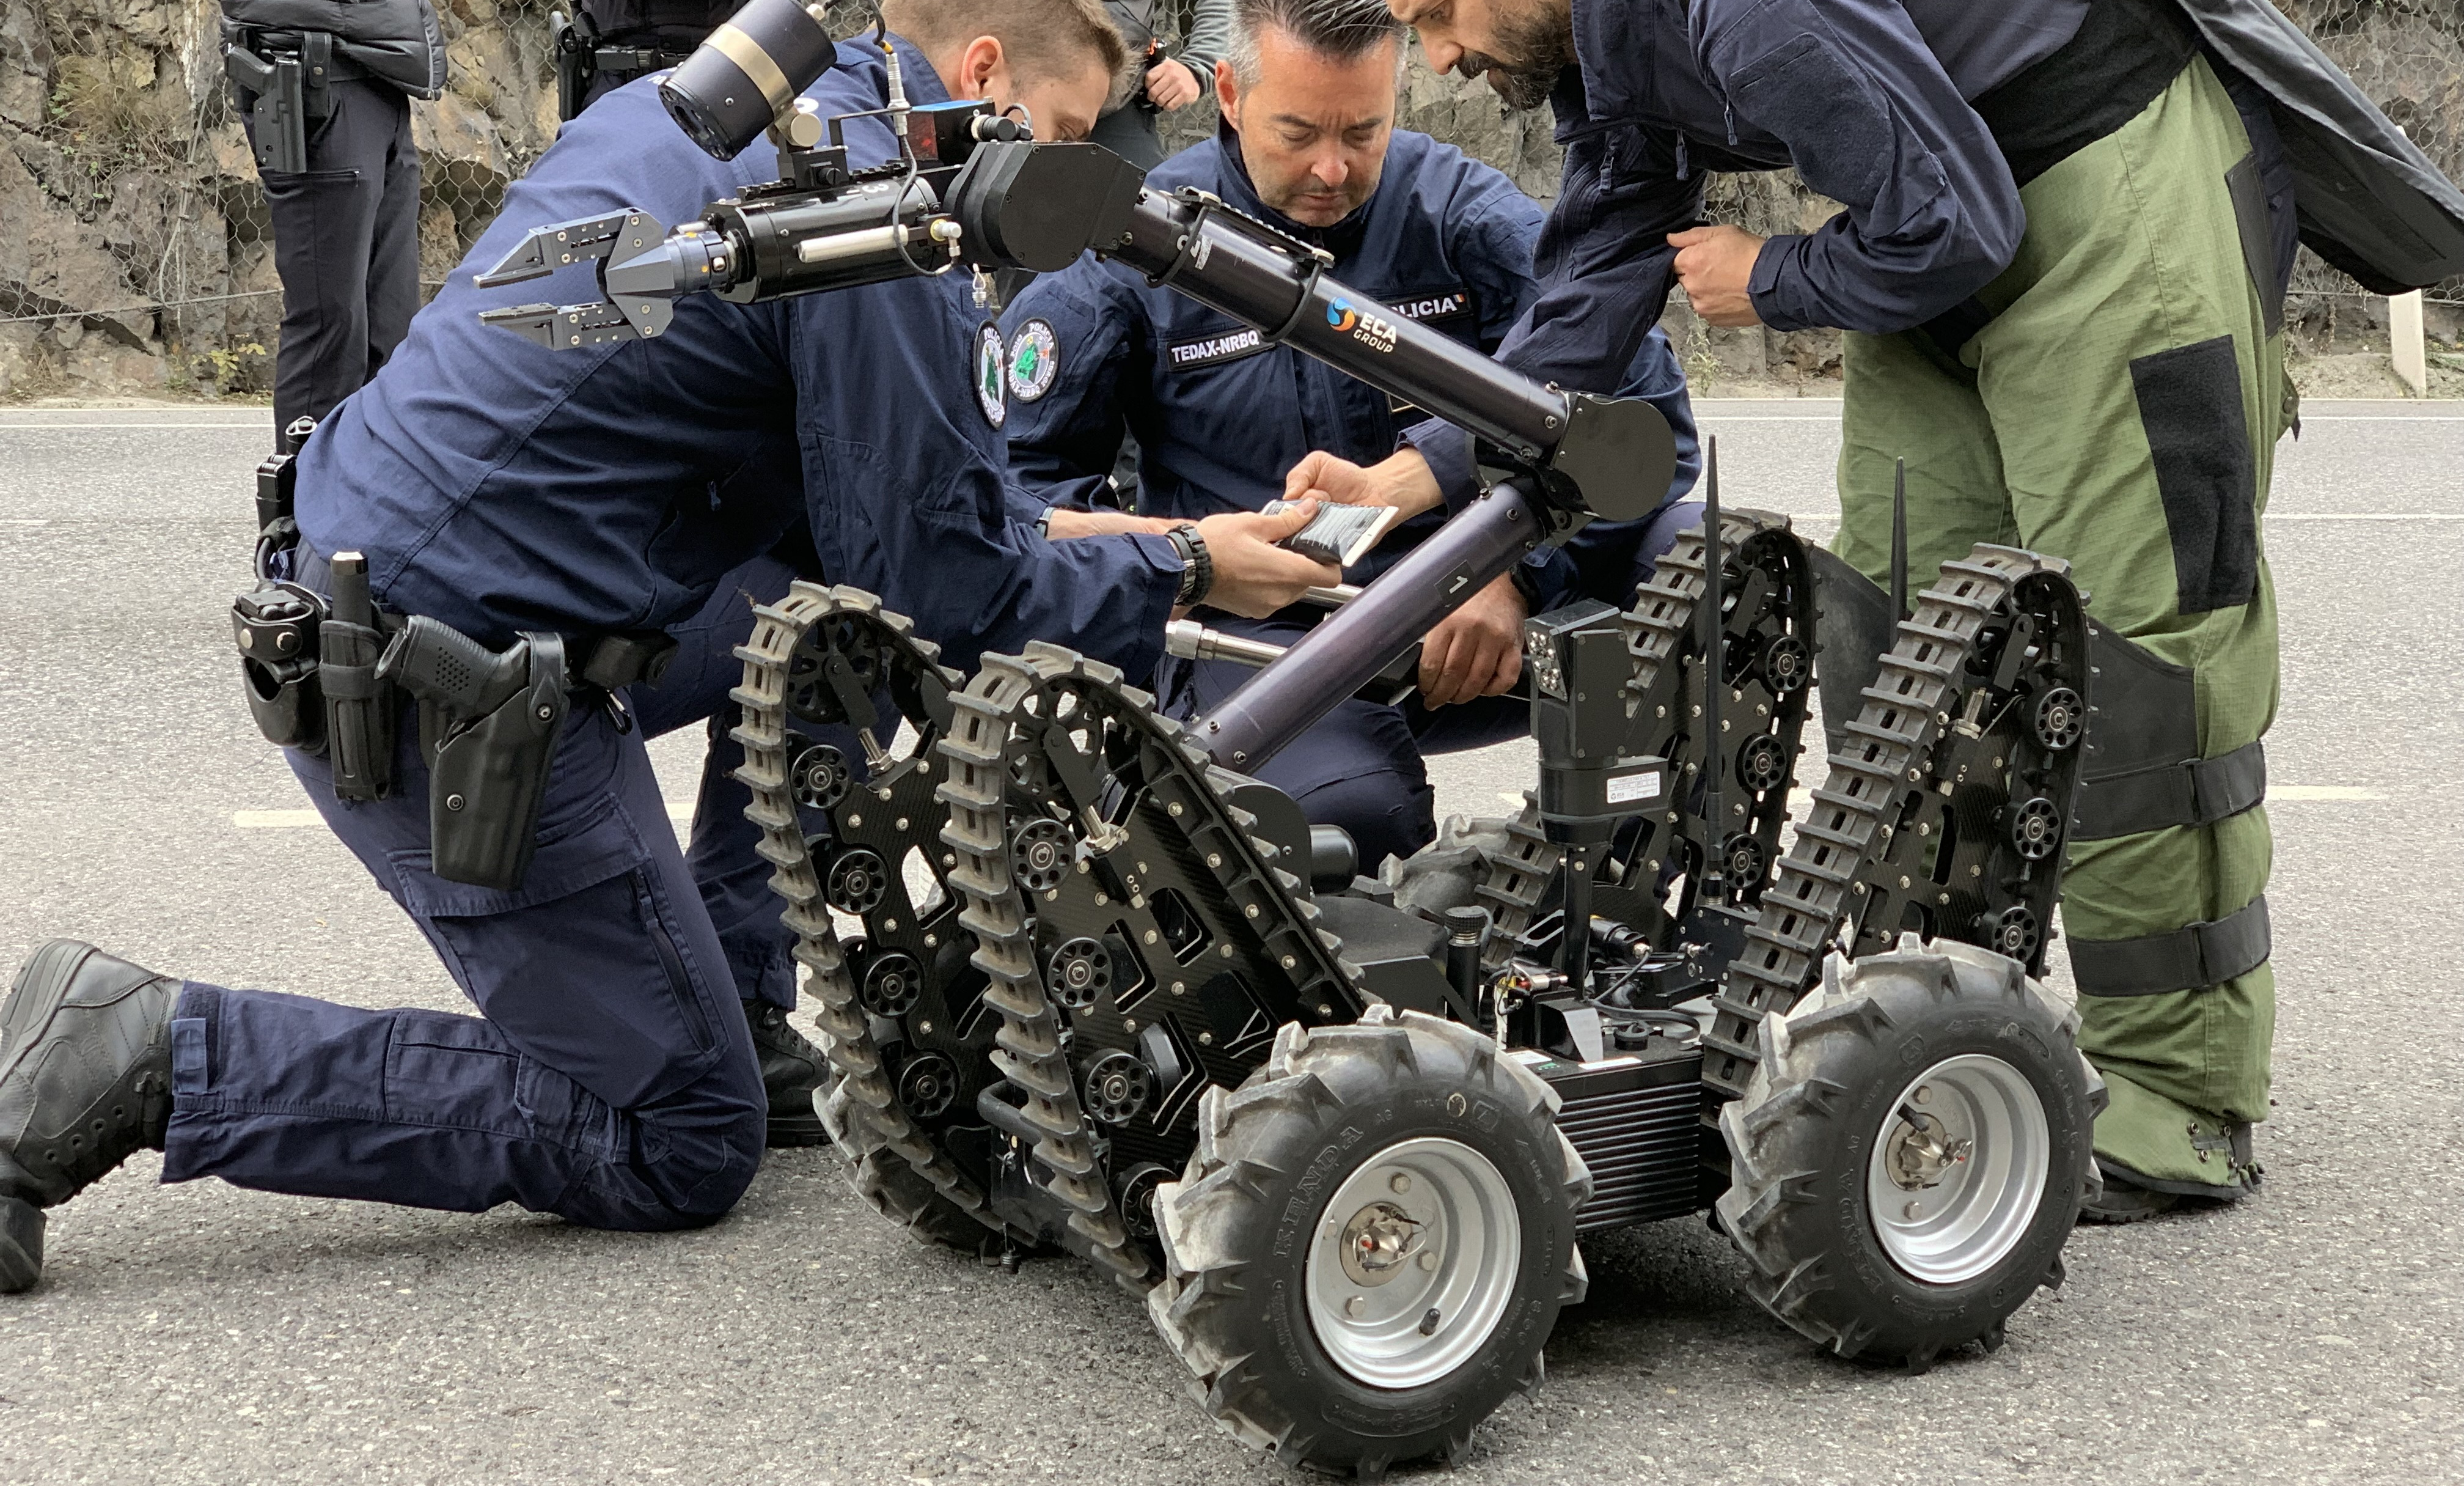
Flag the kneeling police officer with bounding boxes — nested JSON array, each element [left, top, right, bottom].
[[0, 0, 1338, 1293]]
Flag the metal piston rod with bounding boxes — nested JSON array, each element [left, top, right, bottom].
[[1192, 482, 1547, 770]]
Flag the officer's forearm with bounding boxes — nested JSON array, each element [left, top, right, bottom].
[[1371, 447, 1442, 521], [1046, 509, 1179, 539], [1177, 0, 1234, 75]]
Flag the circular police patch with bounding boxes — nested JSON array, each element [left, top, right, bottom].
[[974, 322, 1007, 429], [1007, 318, 1060, 403]]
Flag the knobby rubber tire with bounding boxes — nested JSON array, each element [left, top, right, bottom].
[[0, 1195, 42, 1293], [1715, 936, 2105, 1370], [1146, 1006, 1591, 1479]]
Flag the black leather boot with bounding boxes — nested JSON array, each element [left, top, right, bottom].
[[0, 940, 180, 1292], [744, 999, 829, 1148]]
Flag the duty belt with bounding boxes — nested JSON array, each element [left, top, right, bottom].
[[593, 45, 692, 76], [230, 28, 373, 81], [235, 427, 681, 890]]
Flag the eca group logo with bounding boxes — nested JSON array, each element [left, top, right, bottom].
[[1325, 296, 1399, 353]]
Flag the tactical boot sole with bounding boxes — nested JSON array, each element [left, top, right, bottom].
[[2077, 1183, 2178, 1224], [767, 1108, 832, 1148], [0, 1194, 42, 1293]]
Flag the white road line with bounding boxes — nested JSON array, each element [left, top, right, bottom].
[[1770, 513, 2464, 525], [236, 804, 700, 828], [1692, 414, 2464, 424], [1495, 786, 2381, 806], [232, 809, 322, 828], [0, 422, 268, 430]]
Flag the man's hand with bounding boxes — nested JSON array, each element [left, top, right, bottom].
[[1194, 501, 1344, 617], [1282, 446, 1444, 524], [1145, 56, 1202, 110], [1669, 225, 1767, 328], [1419, 573, 1527, 706], [1044, 507, 1180, 539]]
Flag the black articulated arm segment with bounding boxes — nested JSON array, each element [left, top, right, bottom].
[[476, 114, 1681, 774], [1023, 175, 1679, 772]]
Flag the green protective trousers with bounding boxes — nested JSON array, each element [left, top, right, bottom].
[[1832, 57, 2289, 1193]]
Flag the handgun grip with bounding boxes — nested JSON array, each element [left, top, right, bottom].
[[224, 43, 274, 95], [379, 616, 531, 717]]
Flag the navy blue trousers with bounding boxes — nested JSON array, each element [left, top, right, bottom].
[[1158, 501, 1703, 870], [161, 558, 813, 1230]]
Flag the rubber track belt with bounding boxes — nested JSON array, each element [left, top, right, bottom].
[[729, 583, 1018, 1240], [936, 642, 1361, 1294], [1469, 509, 1800, 965], [1700, 546, 2061, 1102]]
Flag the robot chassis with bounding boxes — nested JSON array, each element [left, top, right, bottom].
[[482, 10, 2110, 1471]]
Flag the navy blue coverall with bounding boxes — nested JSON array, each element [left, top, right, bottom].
[[160, 39, 1184, 1231], [1002, 125, 1700, 866]]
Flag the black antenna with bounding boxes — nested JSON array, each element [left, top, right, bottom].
[[1891, 457, 1910, 622], [1700, 435, 1727, 905]]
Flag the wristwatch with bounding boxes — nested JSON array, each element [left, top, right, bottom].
[[1166, 523, 1214, 606]]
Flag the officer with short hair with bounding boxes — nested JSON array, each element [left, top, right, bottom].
[[220, 0, 447, 438], [1313, 0, 2464, 1218], [0, 0, 1342, 1295], [1001, 0, 1698, 869]]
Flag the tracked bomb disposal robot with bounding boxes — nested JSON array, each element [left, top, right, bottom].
[[478, 4, 2114, 1472]]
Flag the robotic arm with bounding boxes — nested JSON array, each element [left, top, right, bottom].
[[475, 0, 1676, 773]]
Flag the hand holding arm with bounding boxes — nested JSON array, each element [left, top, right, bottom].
[[1418, 573, 1527, 706]]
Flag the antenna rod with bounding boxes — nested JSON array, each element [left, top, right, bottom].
[[1891, 457, 1909, 622], [1700, 436, 1728, 905]]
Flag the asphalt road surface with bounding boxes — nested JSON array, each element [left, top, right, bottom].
[[2, 400, 2458, 1484]]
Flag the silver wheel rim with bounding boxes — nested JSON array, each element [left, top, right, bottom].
[[1304, 1136, 1522, 1389], [1865, 1054, 2050, 1285]]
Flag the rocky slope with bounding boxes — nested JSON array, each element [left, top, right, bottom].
[[0, 0, 2455, 398]]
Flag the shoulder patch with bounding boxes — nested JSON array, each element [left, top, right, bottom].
[[1165, 326, 1268, 372], [974, 321, 1007, 429], [1006, 318, 1060, 402]]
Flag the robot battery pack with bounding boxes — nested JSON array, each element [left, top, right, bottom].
[[1261, 498, 1403, 567]]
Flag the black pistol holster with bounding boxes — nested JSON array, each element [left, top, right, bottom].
[[551, 10, 596, 123], [224, 29, 342, 175], [381, 619, 571, 892]]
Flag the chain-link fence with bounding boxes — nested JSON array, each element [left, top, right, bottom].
[[0, 0, 556, 399], [2276, 0, 2464, 355], [0, 0, 2457, 400]]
